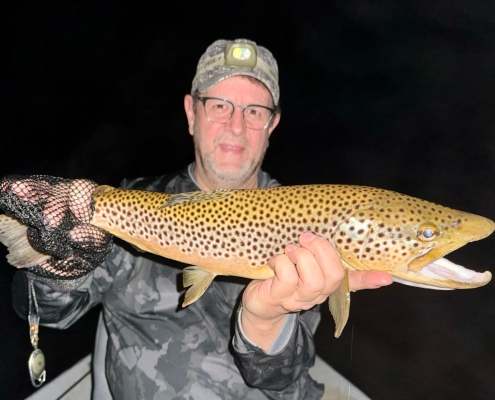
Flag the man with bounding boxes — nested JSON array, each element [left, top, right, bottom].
[[5, 39, 391, 399]]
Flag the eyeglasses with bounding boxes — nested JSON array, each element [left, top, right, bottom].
[[196, 96, 276, 130]]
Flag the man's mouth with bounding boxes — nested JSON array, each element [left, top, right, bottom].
[[219, 143, 245, 153]]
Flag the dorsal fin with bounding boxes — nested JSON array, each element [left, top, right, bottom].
[[93, 185, 116, 196], [160, 189, 234, 208]]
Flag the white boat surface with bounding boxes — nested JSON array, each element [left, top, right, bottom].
[[26, 353, 370, 400]]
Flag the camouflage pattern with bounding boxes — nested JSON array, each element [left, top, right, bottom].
[[12, 164, 325, 399], [192, 39, 280, 105]]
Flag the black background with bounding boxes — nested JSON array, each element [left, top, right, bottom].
[[2, 2, 495, 399]]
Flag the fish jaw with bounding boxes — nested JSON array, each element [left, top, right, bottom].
[[392, 257, 492, 289]]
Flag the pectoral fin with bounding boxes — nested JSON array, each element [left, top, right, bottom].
[[328, 268, 350, 338], [182, 266, 216, 307], [0, 215, 50, 268]]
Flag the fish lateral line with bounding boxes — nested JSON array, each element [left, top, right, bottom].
[[160, 189, 235, 208]]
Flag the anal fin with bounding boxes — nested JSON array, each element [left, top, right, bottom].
[[182, 266, 216, 307], [328, 268, 350, 338], [0, 215, 50, 268]]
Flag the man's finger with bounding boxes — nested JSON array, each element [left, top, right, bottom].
[[267, 252, 300, 301], [295, 232, 345, 296], [282, 243, 327, 301], [69, 179, 97, 223], [348, 270, 393, 291]]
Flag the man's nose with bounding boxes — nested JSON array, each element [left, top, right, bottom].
[[225, 107, 245, 135]]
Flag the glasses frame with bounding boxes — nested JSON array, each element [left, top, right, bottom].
[[196, 96, 276, 130]]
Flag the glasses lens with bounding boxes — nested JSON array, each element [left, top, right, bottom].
[[201, 98, 273, 130], [204, 99, 233, 123], [244, 106, 272, 129]]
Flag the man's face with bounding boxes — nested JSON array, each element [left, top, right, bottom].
[[184, 76, 280, 190]]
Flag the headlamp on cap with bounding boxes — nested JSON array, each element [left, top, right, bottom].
[[192, 39, 280, 104], [224, 42, 257, 68]]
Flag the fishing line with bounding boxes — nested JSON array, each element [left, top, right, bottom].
[[347, 324, 354, 400], [350, 325, 354, 362]]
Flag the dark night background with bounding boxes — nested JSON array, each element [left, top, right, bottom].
[[2, 2, 495, 399]]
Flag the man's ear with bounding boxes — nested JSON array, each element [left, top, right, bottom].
[[184, 94, 195, 135], [267, 112, 281, 136]]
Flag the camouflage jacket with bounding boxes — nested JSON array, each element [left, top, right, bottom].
[[12, 164, 324, 399]]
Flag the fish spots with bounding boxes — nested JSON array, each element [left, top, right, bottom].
[[451, 219, 461, 228], [91, 184, 480, 273]]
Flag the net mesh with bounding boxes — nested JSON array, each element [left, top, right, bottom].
[[0, 175, 113, 279]]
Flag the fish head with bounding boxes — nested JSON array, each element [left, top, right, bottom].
[[334, 195, 494, 289]]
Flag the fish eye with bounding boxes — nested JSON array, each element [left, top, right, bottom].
[[417, 223, 441, 241]]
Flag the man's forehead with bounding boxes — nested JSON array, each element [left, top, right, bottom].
[[203, 76, 273, 102]]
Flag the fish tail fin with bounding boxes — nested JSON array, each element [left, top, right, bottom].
[[328, 268, 351, 338], [0, 215, 50, 268], [182, 266, 216, 307]]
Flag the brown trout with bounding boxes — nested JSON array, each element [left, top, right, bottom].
[[1, 184, 494, 337]]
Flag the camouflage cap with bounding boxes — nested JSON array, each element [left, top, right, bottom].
[[191, 39, 280, 105]]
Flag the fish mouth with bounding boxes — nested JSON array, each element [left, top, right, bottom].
[[401, 240, 493, 289], [395, 256, 492, 289], [407, 241, 464, 272]]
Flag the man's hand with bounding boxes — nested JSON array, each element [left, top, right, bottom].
[[240, 232, 393, 351], [0, 175, 113, 278]]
